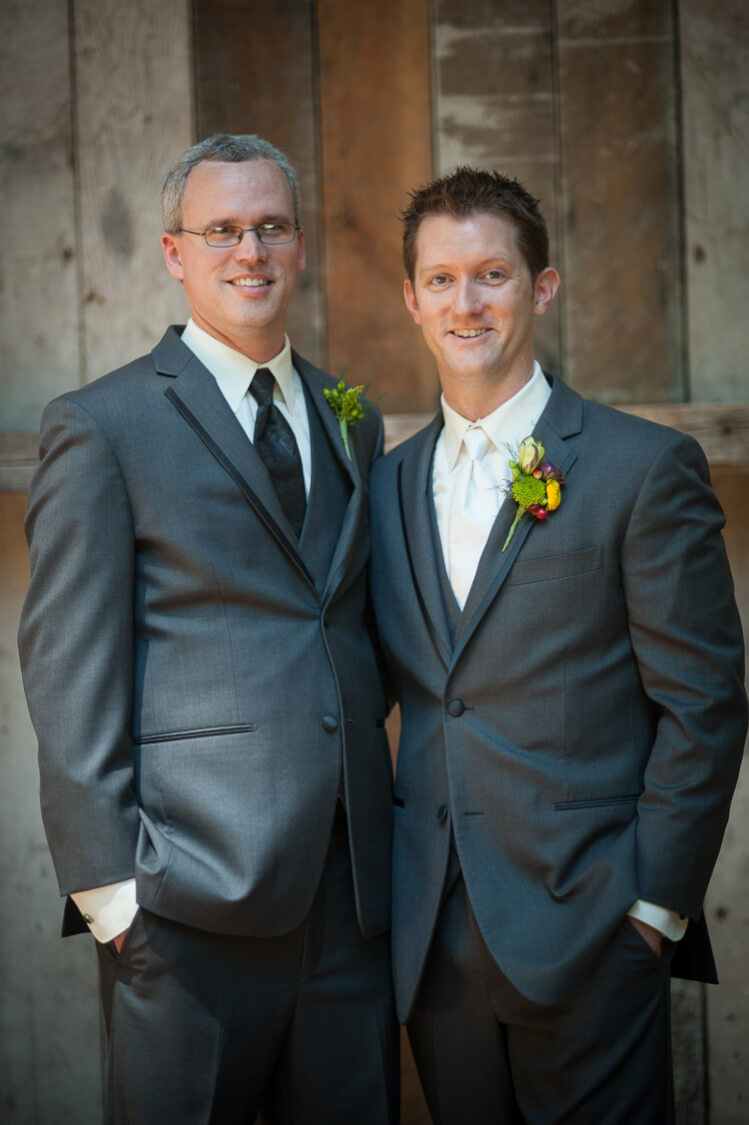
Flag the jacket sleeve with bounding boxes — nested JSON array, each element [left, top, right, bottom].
[[18, 394, 140, 896], [622, 430, 747, 917]]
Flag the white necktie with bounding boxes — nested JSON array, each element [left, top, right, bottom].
[[447, 427, 501, 609]]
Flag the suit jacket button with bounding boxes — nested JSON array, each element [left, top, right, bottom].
[[437, 804, 448, 823], [447, 699, 465, 717], [322, 714, 339, 733]]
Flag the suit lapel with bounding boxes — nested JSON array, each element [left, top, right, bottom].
[[397, 416, 453, 669], [294, 352, 367, 604], [153, 327, 314, 589], [453, 375, 583, 661]]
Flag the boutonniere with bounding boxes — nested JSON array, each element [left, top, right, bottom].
[[502, 436, 565, 551], [323, 378, 366, 461]]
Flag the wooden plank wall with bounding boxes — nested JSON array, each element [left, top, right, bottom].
[[0, 0, 80, 430], [2, 1, 748, 1122], [681, 0, 749, 403]]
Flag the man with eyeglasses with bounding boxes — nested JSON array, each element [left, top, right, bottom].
[[18, 134, 398, 1124]]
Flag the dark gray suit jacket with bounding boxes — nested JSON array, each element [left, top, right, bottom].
[[19, 327, 393, 940], [370, 373, 746, 1022]]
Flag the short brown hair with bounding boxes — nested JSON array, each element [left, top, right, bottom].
[[402, 166, 549, 283]]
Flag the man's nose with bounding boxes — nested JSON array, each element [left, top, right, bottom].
[[453, 280, 483, 314], [233, 229, 269, 262]]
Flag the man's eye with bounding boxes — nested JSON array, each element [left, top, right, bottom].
[[209, 226, 238, 237], [259, 223, 283, 234], [429, 275, 449, 287], [485, 270, 506, 282]]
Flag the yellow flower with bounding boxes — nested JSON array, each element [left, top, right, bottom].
[[546, 479, 561, 511]]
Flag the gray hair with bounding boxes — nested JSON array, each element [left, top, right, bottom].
[[161, 133, 301, 233]]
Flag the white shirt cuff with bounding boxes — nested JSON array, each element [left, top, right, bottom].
[[628, 899, 689, 942], [70, 879, 138, 943]]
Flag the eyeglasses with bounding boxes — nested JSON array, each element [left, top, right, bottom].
[[178, 223, 300, 248]]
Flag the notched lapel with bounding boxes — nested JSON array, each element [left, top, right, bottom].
[[397, 418, 453, 668], [157, 338, 313, 588], [453, 376, 581, 659], [295, 354, 367, 603]]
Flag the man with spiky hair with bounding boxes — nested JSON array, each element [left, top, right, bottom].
[[19, 134, 398, 1124], [369, 165, 746, 1123]]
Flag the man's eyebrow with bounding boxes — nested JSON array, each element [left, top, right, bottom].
[[203, 212, 293, 227]]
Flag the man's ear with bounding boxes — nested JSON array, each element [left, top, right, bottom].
[[161, 233, 184, 282], [404, 278, 422, 325], [533, 267, 560, 317]]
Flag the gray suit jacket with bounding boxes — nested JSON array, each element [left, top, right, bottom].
[[370, 373, 746, 1021], [19, 327, 393, 940]]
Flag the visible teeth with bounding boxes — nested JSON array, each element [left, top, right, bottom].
[[453, 329, 487, 337], [232, 278, 269, 287]]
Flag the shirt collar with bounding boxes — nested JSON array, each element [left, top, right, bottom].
[[181, 318, 297, 415], [440, 361, 551, 471]]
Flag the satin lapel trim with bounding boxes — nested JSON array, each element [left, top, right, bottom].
[[398, 417, 453, 669], [294, 351, 362, 487], [295, 353, 366, 604], [163, 354, 313, 588], [453, 396, 579, 661]]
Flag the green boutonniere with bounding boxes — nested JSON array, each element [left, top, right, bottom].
[[323, 379, 366, 461], [502, 435, 565, 550]]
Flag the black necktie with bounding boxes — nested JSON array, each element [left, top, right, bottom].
[[249, 368, 306, 537]]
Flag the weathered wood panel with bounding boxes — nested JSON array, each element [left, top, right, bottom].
[[706, 467, 749, 1125], [384, 401, 749, 465], [317, 0, 435, 413], [558, 0, 683, 403], [74, 0, 192, 383], [0, 0, 80, 431], [680, 0, 749, 403], [193, 0, 324, 365], [0, 492, 103, 1123], [433, 0, 561, 376]]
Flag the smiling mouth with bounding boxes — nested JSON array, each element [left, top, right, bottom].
[[230, 277, 272, 288], [451, 328, 490, 338]]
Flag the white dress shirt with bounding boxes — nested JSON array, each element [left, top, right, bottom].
[[71, 320, 313, 942], [433, 361, 551, 605], [431, 362, 687, 944]]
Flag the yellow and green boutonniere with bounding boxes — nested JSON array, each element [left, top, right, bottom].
[[323, 379, 365, 461], [502, 435, 565, 551]]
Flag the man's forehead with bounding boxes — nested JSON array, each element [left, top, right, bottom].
[[183, 158, 293, 213], [414, 211, 521, 263]]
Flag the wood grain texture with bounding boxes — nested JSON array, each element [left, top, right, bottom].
[[193, 0, 325, 364], [0, 490, 104, 1120], [706, 466, 749, 1125], [680, 0, 749, 403], [558, 0, 671, 40], [433, 0, 561, 379], [0, 0, 80, 430], [73, 0, 192, 382], [384, 402, 749, 465], [317, 0, 436, 413], [558, 2, 683, 403]]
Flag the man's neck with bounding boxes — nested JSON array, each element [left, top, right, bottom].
[[440, 365, 535, 423], [190, 316, 286, 365]]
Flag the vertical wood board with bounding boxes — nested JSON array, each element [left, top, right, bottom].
[[74, 0, 192, 383], [558, 5, 683, 403], [433, 0, 561, 377], [0, 493, 103, 1123], [0, 0, 80, 429], [557, 0, 672, 40], [705, 469, 749, 1124], [680, 0, 749, 402], [317, 0, 435, 413], [193, 0, 325, 365]]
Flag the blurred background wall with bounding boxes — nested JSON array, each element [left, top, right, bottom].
[[1, 1, 747, 1121]]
